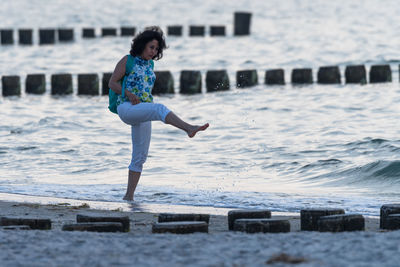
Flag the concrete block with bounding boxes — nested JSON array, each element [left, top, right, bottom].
[[228, 209, 271, 231], [291, 68, 313, 84], [317, 66, 341, 84], [236, 69, 258, 88], [206, 70, 230, 92], [39, 29, 55, 45], [370, 64, 392, 83], [121, 27, 136, 36], [26, 74, 46, 94], [62, 222, 124, 232], [77, 214, 130, 232], [18, 29, 33, 45], [265, 69, 285, 85], [380, 204, 400, 229], [102, 28, 117, 37], [2, 76, 21, 96], [0, 217, 51, 230], [318, 214, 364, 232], [180, 70, 202, 94], [152, 221, 208, 234], [78, 73, 99, 95], [153, 71, 174, 94], [384, 214, 400, 230], [167, 26, 182, 36], [158, 213, 210, 224], [300, 208, 345, 231], [1, 29, 13, 45], [233, 219, 290, 233], [210, 26, 225, 36], [51, 74, 73, 95], [0, 225, 31, 230], [189, 26, 205, 36], [58, 28, 74, 42], [234, 12, 252, 36], [345, 65, 366, 84], [82, 28, 95, 38], [102, 72, 112, 95]]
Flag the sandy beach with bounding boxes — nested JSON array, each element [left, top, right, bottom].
[[1, 194, 399, 266]]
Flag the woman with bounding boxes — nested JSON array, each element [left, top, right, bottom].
[[109, 26, 209, 201]]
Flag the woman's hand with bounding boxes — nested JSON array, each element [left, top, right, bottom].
[[126, 90, 140, 105]]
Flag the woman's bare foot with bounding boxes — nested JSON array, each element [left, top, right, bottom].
[[187, 123, 209, 138], [123, 194, 133, 201]]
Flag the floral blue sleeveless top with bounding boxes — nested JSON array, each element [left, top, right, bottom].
[[117, 56, 155, 106]]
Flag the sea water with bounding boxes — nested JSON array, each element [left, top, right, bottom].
[[0, 0, 399, 215]]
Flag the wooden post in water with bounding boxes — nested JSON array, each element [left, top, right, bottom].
[[206, 70, 230, 92], [102, 28, 117, 37], [234, 12, 252, 36], [2, 76, 21, 96], [265, 69, 285, 85], [121, 27, 136, 36], [153, 71, 175, 94], [82, 28, 96, 38], [291, 68, 313, 84], [78, 74, 99, 95], [369, 65, 392, 83], [167, 26, 183, 36], [58, 28, 74, 42], [18, 29, 33, 45], [236, 69, 258, 88], [189, 26, 205, 36], [180, 71, 202, 94], [210, 26, 226, 36], [345, 65, 366, 84], [317, 66, 341, 84], [26, 74, 46, 94], [51, 74, 73, 95], [1, 29, 14, 45], [39, 29, 55, 45], [102, 73, 112, 95]]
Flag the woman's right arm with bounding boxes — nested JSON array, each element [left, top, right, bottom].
[[108, 56, 127, 95], [108, 56, 140, 105]]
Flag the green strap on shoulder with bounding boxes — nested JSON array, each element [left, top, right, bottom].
[[150, 60, 154, 70], [122, 55, 135, 98]]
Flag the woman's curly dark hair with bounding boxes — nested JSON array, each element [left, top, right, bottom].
[[130, 26, 167, 60]]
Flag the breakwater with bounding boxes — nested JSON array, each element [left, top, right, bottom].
[[1, 64, 398, 97]]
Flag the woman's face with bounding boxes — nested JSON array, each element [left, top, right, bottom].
[[141, 39, 159, 60]]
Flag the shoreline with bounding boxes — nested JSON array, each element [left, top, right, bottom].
[[1, 194, 399, 266]]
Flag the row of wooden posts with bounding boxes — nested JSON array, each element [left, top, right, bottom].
[[0, 64, 397, 97], [0, 12, 252, 45]]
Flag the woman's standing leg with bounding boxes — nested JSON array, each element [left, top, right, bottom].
[[123, 121, 152, 201]]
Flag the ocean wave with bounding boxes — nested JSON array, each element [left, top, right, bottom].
[[308, 160, 400, 187]]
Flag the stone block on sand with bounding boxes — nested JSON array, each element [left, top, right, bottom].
[[158, 213, 210, 224], [318, 214, 365, 232], [233, 218, 290, 233], [152, 221, 208, 234], [62, 222, 124, 232], [228, 209, 271, 231], [380, 204, 400, 229], [0, 217, 51, 230], [300, 208, 345, 231], [77, 214, 130, 232]]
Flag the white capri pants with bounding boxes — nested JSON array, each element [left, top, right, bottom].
[[117, 101, 171, 172]]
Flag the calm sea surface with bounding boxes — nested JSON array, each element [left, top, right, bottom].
[[1, 0, 399, 215]]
